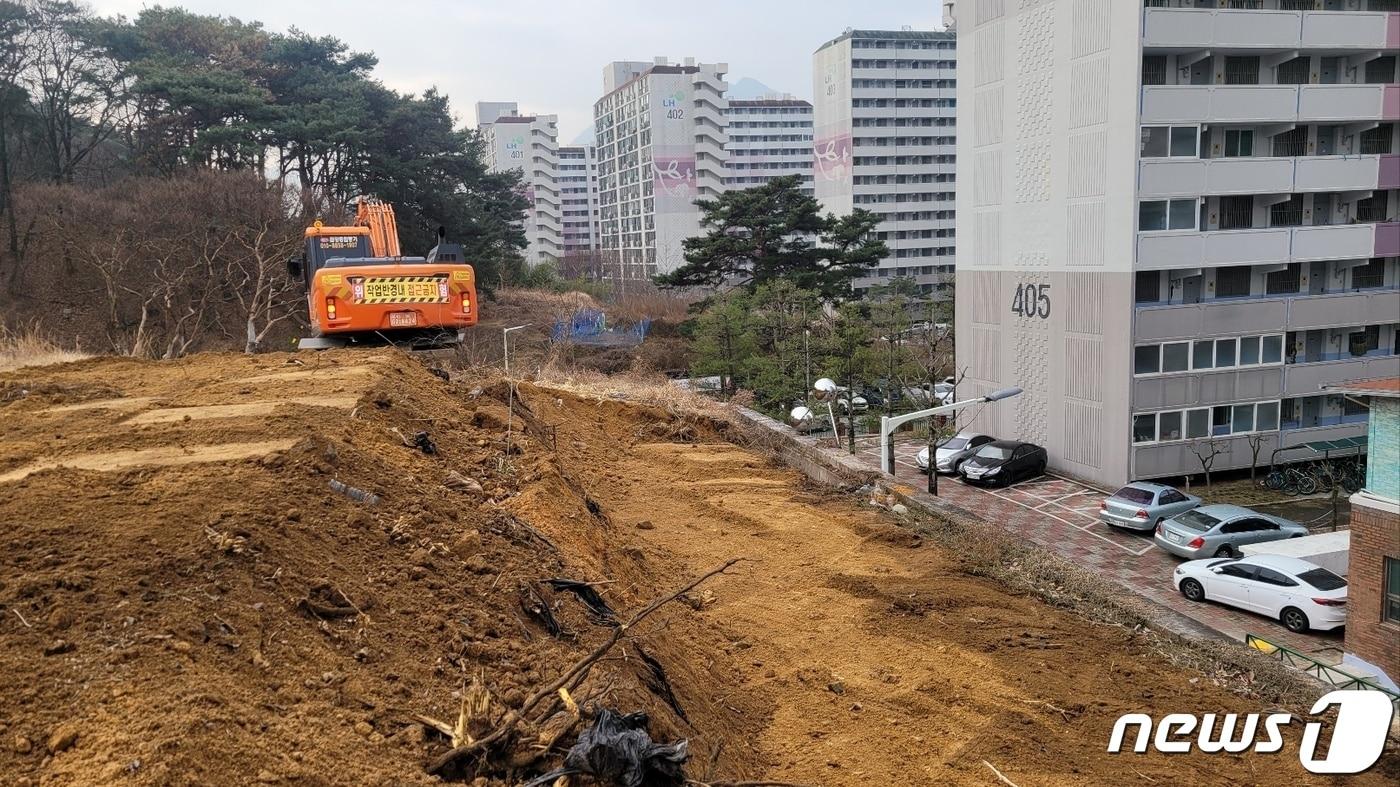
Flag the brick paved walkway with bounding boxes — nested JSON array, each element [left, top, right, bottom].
[[835, 433, 1345, 661]]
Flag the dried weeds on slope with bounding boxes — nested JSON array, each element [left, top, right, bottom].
[[0, 325, 89, 373]]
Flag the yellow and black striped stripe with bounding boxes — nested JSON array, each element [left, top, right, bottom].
[[362, 295, 443, 304], [360, 275, 447, 304]]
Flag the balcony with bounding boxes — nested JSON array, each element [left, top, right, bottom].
[[851, 67, 956, 82], [1137, 222, 1398, 270], [1283, 355, 1400, 398], [1139, 154, 1395, 198], [1142, 8, 1395, 52], [1140, 84, 1395, 125], [1137, 287, 1400, 339]]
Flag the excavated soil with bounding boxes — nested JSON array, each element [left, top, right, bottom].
[[0, 351, 1393, 785]]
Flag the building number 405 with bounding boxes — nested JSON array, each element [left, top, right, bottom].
[[1011, 283, 1051, 319]]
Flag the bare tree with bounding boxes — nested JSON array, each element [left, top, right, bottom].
[[1245, 432, 1267, 483], [1189, 438, 1225, 488], [218, 180, 303, 352]]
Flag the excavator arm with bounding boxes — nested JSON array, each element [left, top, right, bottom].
[[355, 197, 401, 257]]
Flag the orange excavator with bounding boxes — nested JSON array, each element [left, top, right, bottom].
[[287, 197, 479, 350]]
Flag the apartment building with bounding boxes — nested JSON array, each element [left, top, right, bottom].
[[476, 102, 563, 265], [954, 0, 1398, 488], [558, 145, 599, 256], [812, 29, 958, 295], [592, 58, 729, 280], [725, 99, 815, 194]]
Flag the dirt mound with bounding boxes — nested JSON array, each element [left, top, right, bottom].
[[0, 351, 1394, 785], [0, 351, 762, 785]]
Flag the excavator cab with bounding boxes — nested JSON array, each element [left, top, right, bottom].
[[287, 225, 373, 286], [290, 199, 478, 350]]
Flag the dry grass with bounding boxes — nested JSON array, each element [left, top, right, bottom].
[[604, 288, 695, 324], [0, 325, 89, 372], [535, 363, 733, 422]]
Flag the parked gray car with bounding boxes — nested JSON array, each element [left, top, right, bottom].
[[1153, 504, 1308, 559], [1099, 482, 1200, 532]]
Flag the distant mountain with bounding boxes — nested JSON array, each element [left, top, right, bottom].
[[569, 125, 595, 146], [727, 77, 789, 100]]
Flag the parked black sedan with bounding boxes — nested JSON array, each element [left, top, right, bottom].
[[958, 440, 1047, 487]]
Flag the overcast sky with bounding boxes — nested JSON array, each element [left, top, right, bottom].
[[91, 1, 945, 142]]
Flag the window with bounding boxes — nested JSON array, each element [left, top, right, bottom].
[[1273, 127, 1306, 157], [1381, 558, 1399, 624], [1193, 340, 1215, 370], [1133, 415, 1156, 443], [1135, 401, 1281, 443], [1365, 56, 1396, 85], [1136, 270, 1161, 303], [1216, 338, 1237, 368], [1254, 567, 1298, 587], [1349, 326, 1380, 357], [1212, 406, 1232, 436], [1357, 193, 1385, 223], [1219, 564, 1256, 580], [1298, 568, 1345, 591], [1161, 490, 1188, 505], [1343, 395, 1369, 418], [1240, 336, 1261, 365], [1352, 258, 1385, 290], [1111, 486, 1155, 505], [1141, 126, 1198, 158], [1232, 404, 1254, 433], [1266, 263, 1301, 295], [1135, 345, 1161, 375], [1360, 124, 1393, 155], [1158, 412, 1183, 441], [1276, 56, 1310, 85], [1142, 55, 1167, 86], [1215, 266, 1251, 298], [1223, 129, 1254, 158], [1270, 194, 1304, 227], [1261, 334, 1284, 363], [1162, 342, 1189, 372], [1140, 199, 1197, 231], [1187, 409, 1209, 439], [1224, 56, 1260, 85], [1256, 401, 1280, 431], [1219, 195, 1254, 230]]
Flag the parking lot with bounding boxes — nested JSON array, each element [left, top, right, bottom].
[[847, 433, 1345, 660]]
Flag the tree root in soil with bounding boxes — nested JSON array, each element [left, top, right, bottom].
[[422, 557, 743, 777]]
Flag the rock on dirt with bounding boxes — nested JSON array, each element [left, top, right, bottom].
[[46, 725, 78, 754], [444, 471, 483, 494]]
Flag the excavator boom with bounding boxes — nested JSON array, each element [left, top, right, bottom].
[[355, 197, 401, 257]]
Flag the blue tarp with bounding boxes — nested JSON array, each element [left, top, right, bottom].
[[551, 308, 651, 347]]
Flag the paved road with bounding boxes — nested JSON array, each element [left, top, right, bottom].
[[841, 433, 1344, 661]]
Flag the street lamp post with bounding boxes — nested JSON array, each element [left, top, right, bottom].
[[878, 387, 1023, 495], [503, 324, 530, 465]]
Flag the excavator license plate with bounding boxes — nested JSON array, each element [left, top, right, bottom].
[[389, 312, 418, 327]]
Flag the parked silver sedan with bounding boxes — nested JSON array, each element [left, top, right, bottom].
[[1099, 482, 1200, 532], [1153, 504, 1308, 559]]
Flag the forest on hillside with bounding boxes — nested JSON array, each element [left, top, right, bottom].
[[0, 1, 530, 355]]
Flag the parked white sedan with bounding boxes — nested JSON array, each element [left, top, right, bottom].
[[1173, 554, 1347, 633]]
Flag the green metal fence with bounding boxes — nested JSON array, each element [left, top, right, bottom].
[[1246, 633, 1400, 704]]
